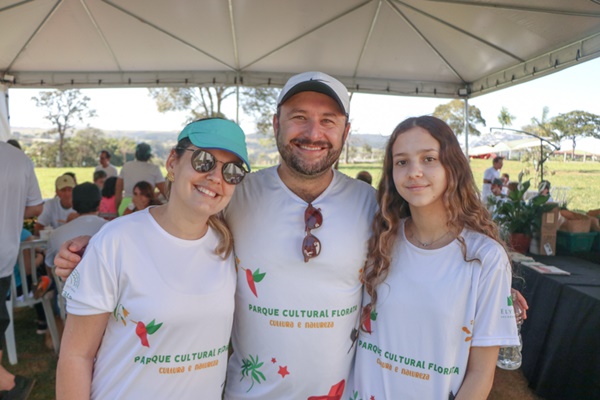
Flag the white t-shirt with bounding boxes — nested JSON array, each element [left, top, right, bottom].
[[45, 215, 107, 267], [63, 209, 236, 399], [481, 166, 500, 199], [348, 219, 519, 400], [223, 167, 377, 399], [119, 160, 165, 197], [37, 196, 74, 229], [0, 142, 43, 277], [95, 163, 118, 178]]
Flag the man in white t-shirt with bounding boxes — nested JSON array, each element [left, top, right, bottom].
[[35, 174, 77, 235], [94, 150, 118, 178], [0, 141, 43, 396], [222, 72, 377, 399], [45, 183, 107, 268], [481, 156, 503, 200]]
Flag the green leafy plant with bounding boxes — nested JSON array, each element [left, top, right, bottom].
[[489, 179, 555, 237], [240, 354, 266, 392]]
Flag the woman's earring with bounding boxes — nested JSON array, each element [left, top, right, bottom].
[[167, 171, 175, 182]]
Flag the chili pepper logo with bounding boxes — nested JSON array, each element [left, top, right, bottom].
[[361, 304, 377, 334], [307, 379, 346, 400], [236, 257, 266, 298], [132, 319, 163, 348]]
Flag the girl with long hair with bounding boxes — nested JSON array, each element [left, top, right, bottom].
[[57, 118, 250, 399], [348, 116, 519, 399]]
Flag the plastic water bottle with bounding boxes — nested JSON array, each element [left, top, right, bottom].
[[497, 292, 524, 370]]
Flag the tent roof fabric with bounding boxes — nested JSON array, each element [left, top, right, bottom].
[[1, 0, 599, 98]]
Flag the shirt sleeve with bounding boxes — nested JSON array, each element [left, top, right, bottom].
[[471, 244, 520, 347], [37, 200, 52, 227], [25, 159, 43, 207], [62, 234, 119, 316]]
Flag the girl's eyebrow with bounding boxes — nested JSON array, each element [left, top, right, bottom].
[[393, 148, 439, 157]]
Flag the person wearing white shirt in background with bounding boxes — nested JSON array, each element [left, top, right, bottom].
[[94, 150, 118, 178], [0, 140, 43, 397], [34, 174, 77, 236], [115, 142, 166, 215], [481, 156, 504, 200], [45, 183, 107, 270]]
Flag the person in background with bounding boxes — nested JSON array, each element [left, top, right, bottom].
[[115, 143, 165, 215], [0, 140, 43, 397], [356, 170, 373, 185], [538, 180, 554, 202], [56, 118, 249, 399], [481, 156, 504, 200], [95, 150, 118, 178], [63, 172, 77, 185], [122, 181, 161, 216], [98, 177, 118, 220], [93, 170, 107, 190], [45, 183, 107, 271], [7, 139, 21, 149], [348, 116, 519, 399], [501, 173, 510, 196], [34, 174, 77, 235]]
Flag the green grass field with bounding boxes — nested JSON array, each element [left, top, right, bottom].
[[35, 159, 600, 211]]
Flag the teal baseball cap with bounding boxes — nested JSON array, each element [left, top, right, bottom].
[[178, 118, 251, 172]]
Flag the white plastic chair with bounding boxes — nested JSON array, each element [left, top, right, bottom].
[[4, 239, 60, 365]]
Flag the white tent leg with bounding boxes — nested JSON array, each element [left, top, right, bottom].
[[0, 84, 10, 141]]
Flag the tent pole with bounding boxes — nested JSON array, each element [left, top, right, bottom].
[[463, 98, 469, 158], [0, 84, 11, 141]]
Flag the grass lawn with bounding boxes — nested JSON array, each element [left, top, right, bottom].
[[35, 159, 599, 211]]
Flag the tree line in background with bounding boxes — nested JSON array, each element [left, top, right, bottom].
[[18, 88, 600, 168]]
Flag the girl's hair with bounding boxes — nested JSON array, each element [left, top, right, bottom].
[[101, 176, 117, 198], [133, 181, 161, 206], [166, 128, 234, 259], [362, 116, 505, 319]]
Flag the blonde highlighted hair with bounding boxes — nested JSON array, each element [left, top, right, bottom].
[[362, 116, 507, 325]]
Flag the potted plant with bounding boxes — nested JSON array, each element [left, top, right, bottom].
[[489, 178, 554, 253]]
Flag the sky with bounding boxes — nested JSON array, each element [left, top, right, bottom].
[[6, 57, 600, 143]]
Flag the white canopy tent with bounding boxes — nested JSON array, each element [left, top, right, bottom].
[[1, 0, 600, 140]]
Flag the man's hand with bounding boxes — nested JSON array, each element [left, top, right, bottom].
[[511, 288, 529, 320], [54, 236, 92, 279]]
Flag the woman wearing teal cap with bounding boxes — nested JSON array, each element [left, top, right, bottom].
[[57, 118, 250, 399]]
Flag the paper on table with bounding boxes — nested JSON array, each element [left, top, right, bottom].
[[521, 261, 571, 275], [510, 252, 535, 263]]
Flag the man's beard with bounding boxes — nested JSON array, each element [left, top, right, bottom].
[[276, 129, 343, 177]]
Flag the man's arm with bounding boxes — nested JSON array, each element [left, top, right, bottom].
[[24, 203, 43, 219], [115, 177, 124, 210]]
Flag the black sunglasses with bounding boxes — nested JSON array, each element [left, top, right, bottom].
[[177, 148, 247, 185]]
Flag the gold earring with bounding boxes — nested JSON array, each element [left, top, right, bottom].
[[167, 171, 175, 182]]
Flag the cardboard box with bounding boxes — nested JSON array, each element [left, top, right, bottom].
[[559, 209, 591, 233], [530, 232, 557, 256], [541, 204, 560, 232]]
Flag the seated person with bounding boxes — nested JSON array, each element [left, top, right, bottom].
[[486, 178, 506, 214], [45, 183, 107, 269], [122, 181, 161, 216], [501, 173, 510, 195], [93, 170, 107, 190], [355, 170, 373, 185], [34, 174, 77, 235], [538, 180, 554, 202], [98, 177, 118, 220]]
